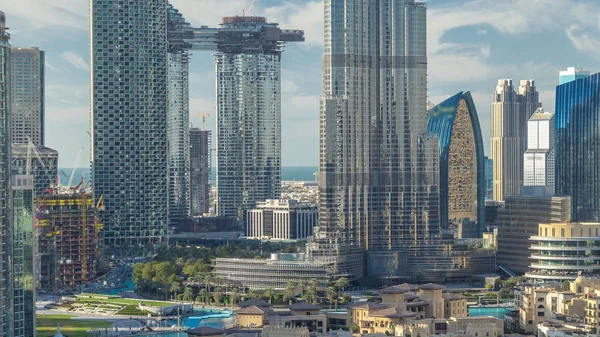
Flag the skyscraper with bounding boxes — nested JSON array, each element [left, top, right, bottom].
[[559, 66, 590, 85], [491, 79, 540, 201], [427, 91, 486, 235], [166, 5, 191, 227], [193, 16, 303, 221], [556, 72, 600, 222], [90, 0, 168, 253], [0, 11, 11, 336], [10, 47, 44, 145], [189, 127, 211, 216], [523, 108, 555, 195], [11, 175, 35, 337], [313, 0, 443, 279]]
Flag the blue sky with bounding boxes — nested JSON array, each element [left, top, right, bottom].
[[3, 0, 600, 167]]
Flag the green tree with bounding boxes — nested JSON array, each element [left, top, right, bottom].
[[183, 287, 194, 302], [326, 286, 337, 309], [562, 280, 570, 291], [284, 281, 297, 305], [350, 326, 359, 334], [485, 284, 494, 290], [231, 290, 240, 307], [213, 288, 223, 306], [196, 295, 203, 303], [170, 282, 183, 300], [340, 293, 352, 305], [335, 277, 349, 297], [263, 288, 274, 304], [198, 289, 207, 304]]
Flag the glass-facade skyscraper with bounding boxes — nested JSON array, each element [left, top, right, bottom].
[[10, 47, 44, 146], [192, 16, 304, 221], [312, 0, 445, 279], [559, 66, 590, 85], [90, 0, 168, 253], [0, 11, 12, 337], [189, 128, 211, 216], [427, 91, 485, 235], [523, 108, 555, 195], [11, 175, 34, 337], [556, 72, 600, 222]]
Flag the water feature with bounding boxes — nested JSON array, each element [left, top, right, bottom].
[[168, 310, 235, 329], [99, 279, 136, 295], [468, 306, 512, 319]]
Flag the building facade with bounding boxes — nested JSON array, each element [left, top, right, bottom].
[[246, 199, 317, 240], [496, 195, 571, 276], [36, 191, 101, 291], [10, 47, 44, 146], [527, 222, 600, 281], [313, 0, 444, 280], [559, 66, 590, 85], [90, 0, 168, 252], [166, 5, 192, 228], [491, 79, 541, 201], [555, 72, 600, 223], [11, 175, 35, 337], [214, 253, 333, 290], [0, 11, 12, 336], [523, 109, 555, 194], [189, 128, 210, 216], [427, 91, 485, 234], [195, 16, 304, 221], [11, 143, 58, 196]]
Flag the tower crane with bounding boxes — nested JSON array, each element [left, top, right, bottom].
[[68, 147, 84, 187], [242, 1, 256, 17], [193, 113, 210, 130]]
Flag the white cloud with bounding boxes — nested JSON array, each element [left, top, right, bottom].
[[62, 51, 88, 71], [2, 0, 87, 31], [566, 24, 600, 60], [45, 61, 59, 72]]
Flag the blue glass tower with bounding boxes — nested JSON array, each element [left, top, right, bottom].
[[555, 72, 600, 222], [427, 92, 485, 235]]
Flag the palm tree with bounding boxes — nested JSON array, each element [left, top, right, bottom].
[[263, 288, 274, 304], [306, 279, 319, 304], [297, 280, 307, 298], [231, 290, 240, 307], [335, 277, 349, 296], [198, 289, 208, 304], [213, 288, 223, 306], [284, 281, 296, 305], [326, 286, 337, 309], [183, 287, 194, 302], [170, 282, 183, 301]]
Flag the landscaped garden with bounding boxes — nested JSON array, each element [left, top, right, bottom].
[[36, 314, 112, 337]]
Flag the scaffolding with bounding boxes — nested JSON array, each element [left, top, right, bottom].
[[36, 190, 103, 291]]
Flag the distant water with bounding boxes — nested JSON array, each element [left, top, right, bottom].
[[62, 166, 319, 185]]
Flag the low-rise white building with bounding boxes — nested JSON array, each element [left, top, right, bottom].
[[246, 200, 317, 240]]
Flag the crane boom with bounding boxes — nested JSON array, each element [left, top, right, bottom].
[[68, 147, 84, 186]]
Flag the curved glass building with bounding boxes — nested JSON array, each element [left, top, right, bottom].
[[555, 72, 600, 222], [427, 92, 485, 235]]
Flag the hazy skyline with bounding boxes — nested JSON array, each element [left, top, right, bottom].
[[3, 0, 600, 166]]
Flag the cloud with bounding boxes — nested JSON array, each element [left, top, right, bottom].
[[62, 51, 88, 71], [264, 1, 324, 47], [45, 61, 59, 72], [2, 0, 87, 31], [566, 24, 600, 60]]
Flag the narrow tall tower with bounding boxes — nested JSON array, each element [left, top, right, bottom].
[[312, 0, 441, 279], [90, 0, 168, 253], [491, 79, 540, 201], [189, 128, 211, 216], [523, 108, 555, 195], [0, 10, 12, 336], [192, 16, 304, 221], [10, 47, 44, 145]]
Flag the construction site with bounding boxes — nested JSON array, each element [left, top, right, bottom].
[[36, 183, 103, 291]]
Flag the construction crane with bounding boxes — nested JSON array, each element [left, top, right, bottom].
[[242, 1, 256, 17], [193, 113, 210, 130], [68, 147, 84, 186]]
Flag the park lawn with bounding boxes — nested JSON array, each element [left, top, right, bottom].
[[76, 295, 172, 307], [36, 314, 112, 337]]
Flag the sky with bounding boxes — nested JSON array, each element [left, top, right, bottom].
[[3, 0, 600, 167]]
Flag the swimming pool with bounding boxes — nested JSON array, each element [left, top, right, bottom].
[[468, 306, 512, 319]]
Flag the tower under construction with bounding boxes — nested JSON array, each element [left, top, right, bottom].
[[36, 188, 102, 290]]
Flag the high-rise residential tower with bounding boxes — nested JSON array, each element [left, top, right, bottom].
[[559, 66, 590, 85], [90, 0, 168, 253], [166, 5, 191, 227], [312, 0, 443, 279], [189, 127, 211, 216], [427, 91, 486, 235], [11, 175, 35, 337], [192, 16, 304, 221], [491, 79, 540, 201], [0, 10, 11, 337], [523, 108, 555, 195], [556, 72, 600, 222], [10, 47, 44, 146]]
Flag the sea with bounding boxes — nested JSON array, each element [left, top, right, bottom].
[[59, 166, 319, 185]]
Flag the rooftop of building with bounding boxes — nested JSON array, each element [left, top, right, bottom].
[[238, 299, 271, 308], [380, 283, 419, 294], [442, 292, 468, 301], [369, 306, 418, 319], [419, 283, 446, 290], [235, 305, 273, 315], [11, 143, 59, 156], [289, 301, 322, 311], [186, 326, 224, 336]]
